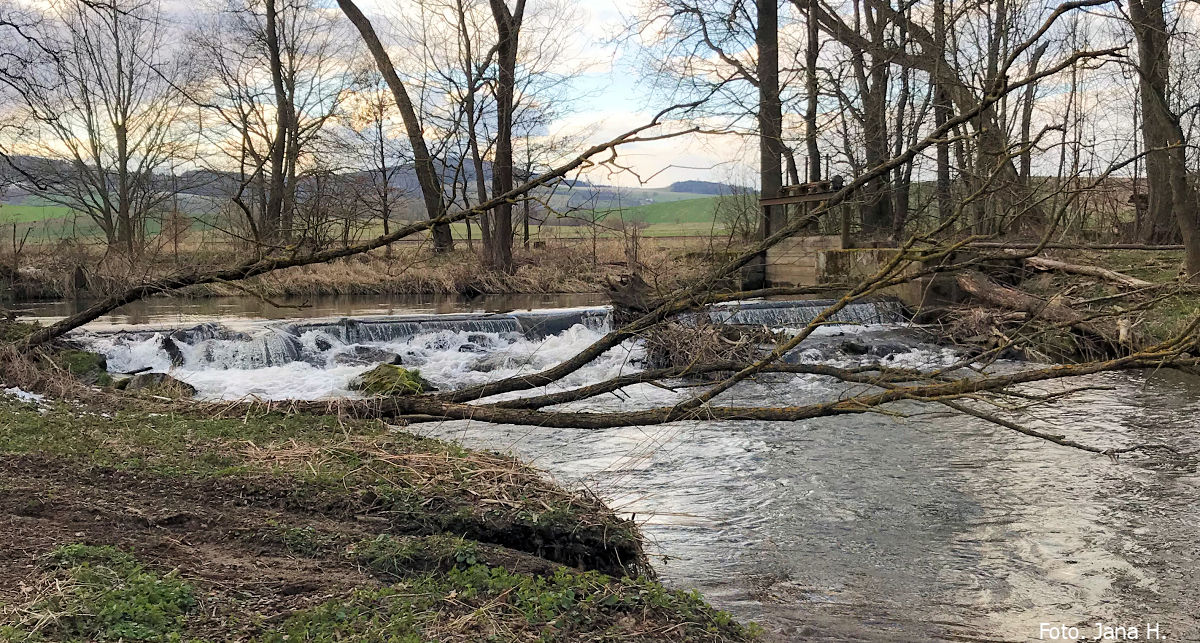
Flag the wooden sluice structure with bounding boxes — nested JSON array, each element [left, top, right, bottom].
[[747, 177, 957, 309]]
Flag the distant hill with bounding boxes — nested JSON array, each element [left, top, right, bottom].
[[667, 180, 751, 195], [2, 153, 736, 218]]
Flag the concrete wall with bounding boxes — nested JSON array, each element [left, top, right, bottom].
[[764, 235, 844, 286], [764, 235, 960, 309]]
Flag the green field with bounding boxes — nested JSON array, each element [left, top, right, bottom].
[[1, 202, 176, 242], [443, 196, 725, 239], [0, 202, 75, 224], [1, 192, 729, 244], [617, 197, 722, 225], [0, 201, 108, 241]]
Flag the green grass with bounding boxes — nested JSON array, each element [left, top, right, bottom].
[[444, 219, 724, 240], [1, 535, 756, 642], [0, 394, 751, 640], [0, 392, 648, 576], [0, 202, 76, 224], [0, 199, 223, 243], [0, 202, 105, 242], [0, 396, 435, 479], [265, 560, 756, 642], [2, 191, 729, 245], [616, 197, 721, 225], [1, 544, 197, 642]]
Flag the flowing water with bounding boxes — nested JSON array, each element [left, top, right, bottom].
[[48, 295, 1200, 642], [15, 293, 607, 328]]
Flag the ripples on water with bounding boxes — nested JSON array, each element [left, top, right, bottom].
[[70, 305, 1200, 642], [419, 371, 1200, 642]]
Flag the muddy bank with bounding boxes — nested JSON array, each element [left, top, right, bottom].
[[0, 392, 756, 641]]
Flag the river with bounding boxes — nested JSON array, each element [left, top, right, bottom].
[[24, 294, 1200, 642]]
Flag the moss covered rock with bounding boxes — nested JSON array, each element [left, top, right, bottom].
[[55, 350, 112, 387], [120, 372, 197, 398], [350, 364, 436, 396]]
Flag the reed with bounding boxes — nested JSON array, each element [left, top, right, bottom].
[[4, 237, 726, 300]]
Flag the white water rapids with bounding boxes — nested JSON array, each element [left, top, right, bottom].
[[80, 300, 913, 402]]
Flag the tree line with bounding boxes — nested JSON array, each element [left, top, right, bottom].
[[0, 0, 583, 273], [3, 0, 1198, 453], [3, 0, 1199, 277], [640, 0, 1200, 279]]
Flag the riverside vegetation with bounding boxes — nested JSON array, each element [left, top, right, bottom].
[[1, 238, 727, 301], [0, 326, 758, 642]]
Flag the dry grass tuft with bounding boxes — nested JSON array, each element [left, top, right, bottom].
[[232, 431, 630, 533], [8, 237, 720, 299], [0, 343, 103, 401]]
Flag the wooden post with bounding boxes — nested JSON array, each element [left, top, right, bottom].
[[840, 203, 851, 249]]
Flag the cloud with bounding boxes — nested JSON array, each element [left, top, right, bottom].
[[546, 109, 756, 188]]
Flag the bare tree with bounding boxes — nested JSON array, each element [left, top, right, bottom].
[[338, 71, 412, 252], [0, 0, 196, 254], [192, 0, 362, 249], [1126, 0, 1200, 279], [375, 0, 588, 270], [336, 0, 455, 252], [482, 0, 526, 273]]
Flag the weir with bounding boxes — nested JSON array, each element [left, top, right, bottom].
[[81, 299, 907, 372], [709, 299, 906, 327]]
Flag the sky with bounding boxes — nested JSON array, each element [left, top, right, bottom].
[[522, 0, 759, 188], [339, 0, 756, 188]]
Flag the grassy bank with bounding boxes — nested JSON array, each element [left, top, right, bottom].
[[2, 237, 731, 302], [0, 390, 757, 641]]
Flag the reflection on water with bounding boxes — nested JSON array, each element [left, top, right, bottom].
[[14, 293, 607, 328]]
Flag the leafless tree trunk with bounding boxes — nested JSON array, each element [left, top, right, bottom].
[[1128, 0, 1184, 247], [1018, 43, 1048, 183], [932, 0, 952, 224], [757, 0, 784, 236], [263, 0, 288, 244], [336, 0, 454, 252], [484, 0, 525, 274], [803, 0, 820, 182], [848, 0, 893, 236]]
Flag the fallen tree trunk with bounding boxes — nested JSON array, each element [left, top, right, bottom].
[[955, 270, 1132, 356], [251, 350, 1200, 429], [968, 242, 1184, 251], [1022, 256, 1154, 289]]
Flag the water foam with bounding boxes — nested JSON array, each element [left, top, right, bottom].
[[77, 299, 921, 401]]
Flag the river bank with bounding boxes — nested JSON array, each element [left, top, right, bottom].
[[5, 289, 1200, 639], [905, 248, 1197, 360], [0, 335, 757, 641], [1, 238, 727, 302]]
